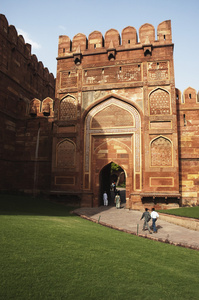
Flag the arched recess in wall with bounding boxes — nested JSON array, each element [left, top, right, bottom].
[[149, 88, 171, 115], [42, 97, 54, 116], [150, 136, 172, 167], [56, 139, 76, 168], [29, 98, 41, 116], [83, 96, 142, 191], [59, 95, 77, 120]]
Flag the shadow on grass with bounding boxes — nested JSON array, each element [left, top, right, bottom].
[[0, 194, 78, 217]]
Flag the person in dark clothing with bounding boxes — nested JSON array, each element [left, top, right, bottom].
[[140, 208, 152, 234]]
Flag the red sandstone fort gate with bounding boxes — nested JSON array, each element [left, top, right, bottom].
[[2, 15, 199, 208], [51, 21, 182, 209]]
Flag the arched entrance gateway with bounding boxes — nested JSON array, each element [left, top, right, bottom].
[[83, 96, 142, 207], [99, 162, 126, 206]]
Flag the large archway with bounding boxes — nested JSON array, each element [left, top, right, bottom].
[[83, 96, 142, 207], [99, 162, 126, 206]]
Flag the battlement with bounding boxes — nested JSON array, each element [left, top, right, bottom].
[[176, 87, 199, 106], [0, 14, 54, 85], [58, 20, 172, 57]]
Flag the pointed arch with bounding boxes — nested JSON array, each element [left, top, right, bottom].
[[29, 98, 41, 116], [82, 92, 143, 121], [84, 96, 142, 193], [42, 97, 54, 116], [90, 102, 135, 129], [149, 87, 170, 97], [149, 87, 171, 115]]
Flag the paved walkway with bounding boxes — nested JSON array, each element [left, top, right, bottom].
[[74, 206, 199, 250]]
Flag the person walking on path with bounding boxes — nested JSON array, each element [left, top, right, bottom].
[[151, 207, 159, 233], [140, 208, 152, 234], [115, 192, 121, 209], [103, 191, 108, 206]]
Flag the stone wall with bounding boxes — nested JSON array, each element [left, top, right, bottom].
[[0, 14, 55, 193], [176, 87, 199, 206]]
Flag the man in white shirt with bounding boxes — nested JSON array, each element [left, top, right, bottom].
[[151, 208, 159, 233]]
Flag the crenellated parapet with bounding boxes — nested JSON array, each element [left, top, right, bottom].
[[176, 87, 199, 106], [176, 86, 199, 133], [58, 20, 172, 59], [0, 14, 55, 97], [29, 97, 54, 118]]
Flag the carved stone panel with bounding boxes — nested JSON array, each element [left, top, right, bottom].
[[148, 61, 169, 81], [59, 96, 77, 120], [56, 139, 75, 168], [151, 136, 172, 166], [83, 64, 142, 86], [149, 89, 170, 115], [60, 71, 77, 89]]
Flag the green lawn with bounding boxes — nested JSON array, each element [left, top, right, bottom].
[[0, 195, 199, 300], [158, 206, 199, 219]]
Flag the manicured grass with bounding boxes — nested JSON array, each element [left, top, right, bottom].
[[0, 195, 199, 300], [158, 206, 199, 219]]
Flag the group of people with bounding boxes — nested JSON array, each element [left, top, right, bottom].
[[103, 191, 121, 209], [103, 192, 159, 234], [140, 207, 159, 234]]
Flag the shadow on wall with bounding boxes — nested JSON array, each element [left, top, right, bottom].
[[52, 95, 132, 208]]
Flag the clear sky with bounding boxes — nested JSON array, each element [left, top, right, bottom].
[[1, 0, 199, 92]]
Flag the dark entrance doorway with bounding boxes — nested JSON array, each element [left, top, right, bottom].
[[99, 162, 126, 206]]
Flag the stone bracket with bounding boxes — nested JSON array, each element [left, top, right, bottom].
[[143, 45, 152, 56], [73, 53, 82, 65], [107, 49, 116, 61]]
